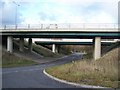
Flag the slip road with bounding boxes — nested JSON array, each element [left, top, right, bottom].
[[3, 53, 83, 88]]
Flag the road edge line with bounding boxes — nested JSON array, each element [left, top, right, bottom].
[[43, 69, 108, 89]]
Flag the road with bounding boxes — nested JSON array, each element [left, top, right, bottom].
[[2, 53, 83, 88], [2, 53, 115, 90]]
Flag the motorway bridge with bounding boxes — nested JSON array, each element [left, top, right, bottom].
[[35, 40, 118, 53], [0, 23, 120, 60]]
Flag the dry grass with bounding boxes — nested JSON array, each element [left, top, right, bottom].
[[46, 47, 119, 88], [2, 49, 38, 68], [23, 40, 60, 57]]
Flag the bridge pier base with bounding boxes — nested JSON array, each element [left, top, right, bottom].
[[7, 36, 13, 53], [19, 38, 24, 52], [28, 38, 32, 52], [94, 37, 101, 60]]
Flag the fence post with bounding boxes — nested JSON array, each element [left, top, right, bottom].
[[83, 23, 85, 29], [41, 24, 43, 29], [4, 25, 6, 30], [15, 25, 17, 30], [28, 24, 30, 29]]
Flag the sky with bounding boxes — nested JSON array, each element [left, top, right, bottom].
[[0, 0, 119, 25]]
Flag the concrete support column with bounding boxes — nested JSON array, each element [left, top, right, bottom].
[[19, 38, 24, 52], [7, 36, 13, 53], [93, 38, 95, 59], [57, 45, 60, 53], [55, 45, 58, 53], [52, 44, 56, 53], [55, 48, 58, 53], [28, 38, 32, 52], [94, 37, 101, 60]]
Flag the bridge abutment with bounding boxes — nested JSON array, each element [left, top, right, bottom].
[[28, 38, 32, 52], [7, 36, 13, 53], [94, 37, 101, 60], [19, 38, 24, 52]]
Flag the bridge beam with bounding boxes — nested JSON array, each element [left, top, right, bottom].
[[28, 38, 32, 52], [94, 37, 101, 60], [19, 38, 24, 52], [7, 36, 13, 53]]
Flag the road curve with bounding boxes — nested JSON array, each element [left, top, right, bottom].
[[2, 53, 84, 88], [2, 54, 114, 90]]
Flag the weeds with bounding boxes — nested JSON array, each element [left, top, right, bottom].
[[2, 50, 38, 68], [46, 47, 119, 88]]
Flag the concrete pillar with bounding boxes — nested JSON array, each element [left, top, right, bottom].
[[52, 44, 55, 53], [28, 38, 32, 52], [56, 45, 60, 53], [7, 36, 13, 53], [55, 47, 58, 53], [94, 37, 101, 60], [19, 38, 24, 52], [93, 38, 95, 58], [55, 45, 59, 53]]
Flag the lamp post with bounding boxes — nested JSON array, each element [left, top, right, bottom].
[[13, 1, 20, 26]]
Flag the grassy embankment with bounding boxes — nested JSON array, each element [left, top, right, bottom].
[[46, 47, 119, 88], [24, 40, 60, 57], [2, 39, 61, 68], [2, 49, 38, 68]]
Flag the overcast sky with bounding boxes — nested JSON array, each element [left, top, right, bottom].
[[1, 0, 119, 25]]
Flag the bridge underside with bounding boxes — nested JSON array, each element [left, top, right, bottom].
[[35, 41, 115, 46], [1, 31, 120, 39]]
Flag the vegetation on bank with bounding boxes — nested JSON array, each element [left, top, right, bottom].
[[2, 50, 38, 68], [1, 38, 62, 68], [24, 40, 60, 57], [59, 45, 94, 58], [46, 47, 119, 88]]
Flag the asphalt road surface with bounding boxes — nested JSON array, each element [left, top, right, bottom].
[[2, 53, 114, 89]]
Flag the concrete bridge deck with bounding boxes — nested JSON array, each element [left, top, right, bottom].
[[1, 24, 119, 39], [1, 23, 120, 60]]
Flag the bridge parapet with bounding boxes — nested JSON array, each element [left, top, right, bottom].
[[0, 23, 118, 32]]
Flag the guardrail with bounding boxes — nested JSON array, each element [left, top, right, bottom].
[[0, 23, 118, 30]]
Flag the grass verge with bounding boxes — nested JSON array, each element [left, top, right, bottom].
[[46, 47, 119, 88], [2, 50, 38, 68]]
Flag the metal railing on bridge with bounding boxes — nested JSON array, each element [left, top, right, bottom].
[[0, 23, 118, 32]]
